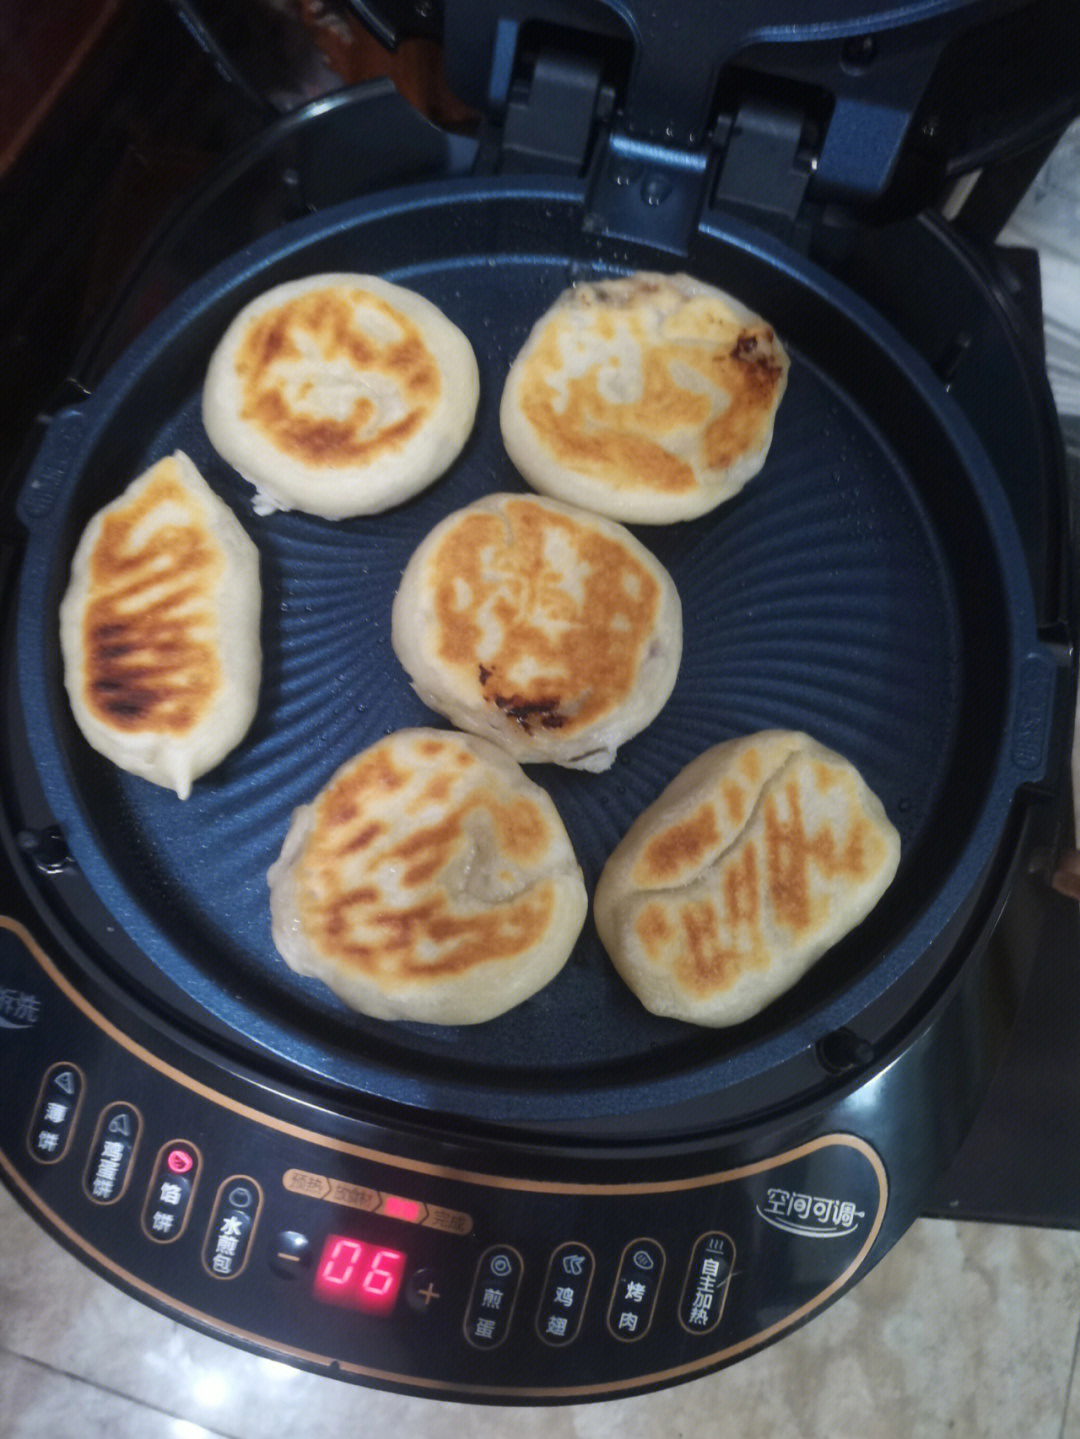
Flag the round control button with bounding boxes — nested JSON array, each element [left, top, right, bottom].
[[405, 1268, 444, 1313], [270, 1231, 312, 1279]]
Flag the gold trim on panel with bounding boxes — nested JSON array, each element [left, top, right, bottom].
[[0, 917, 886, 1201], [0, 914, 891, 1400]]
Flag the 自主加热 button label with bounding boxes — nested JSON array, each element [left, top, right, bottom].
[[678, 1231, 734, 1334]]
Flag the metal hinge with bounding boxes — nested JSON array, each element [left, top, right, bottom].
[[712, 98, 815, 243], [497, 49, 612, 174]]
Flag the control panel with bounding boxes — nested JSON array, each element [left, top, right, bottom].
[[0, 917, 887, 1400]]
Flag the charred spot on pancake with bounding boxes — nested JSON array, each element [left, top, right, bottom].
[[427, 498, 662, 737], [80, 468, 224, 735], [492, 692, 567, 733]]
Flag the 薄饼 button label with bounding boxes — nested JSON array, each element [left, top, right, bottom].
[[27, 1062, 84, 1164]]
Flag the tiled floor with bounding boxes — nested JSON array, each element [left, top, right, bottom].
[[1, 1184, 1078, 1439]]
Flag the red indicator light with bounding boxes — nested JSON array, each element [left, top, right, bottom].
[[313, 1234, 407, 1315], [382, 1194, 424, 1224], [166, 1149, 194, 1174]]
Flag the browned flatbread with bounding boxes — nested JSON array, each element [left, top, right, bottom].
[[203, 274, 479, 518], [500, 271, 789, 524], [58, 451, 261, 798], [268, 728, 588, 1024], [390, 492, 682, 770], [593, 731, 901, 1026]]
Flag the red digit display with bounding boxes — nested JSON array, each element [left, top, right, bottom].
[[313, 1234, 407, 1314]]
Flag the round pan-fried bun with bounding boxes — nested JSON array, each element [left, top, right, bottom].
[[500, 271, 789, 524], [268, 729, 587, 1024], [202, 274, 479, 519], [59, 451, 261, 799], [391, 492, 682, 771], [594, 731, 901, 1027]]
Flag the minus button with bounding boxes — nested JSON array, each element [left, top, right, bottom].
[[271, 1231, 312, 1279]]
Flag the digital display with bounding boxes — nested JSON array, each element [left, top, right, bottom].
[[313, 1234, 407, 1315]]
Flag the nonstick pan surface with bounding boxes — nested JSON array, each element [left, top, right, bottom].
[[10, 178, 1051, 1128]]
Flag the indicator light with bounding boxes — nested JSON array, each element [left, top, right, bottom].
[[382, 1194, 425, 1224], [166, 1148, 195, 1174]]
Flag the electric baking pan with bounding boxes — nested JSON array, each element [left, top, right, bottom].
[[0, 0, 1076, 1401], [8, 173, 1055, 1126]]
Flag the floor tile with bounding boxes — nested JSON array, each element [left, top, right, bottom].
[[1062, 1331, 1080, 1439], [0, 1349, 231, 1439], [2, 1181, 1079, 1439]]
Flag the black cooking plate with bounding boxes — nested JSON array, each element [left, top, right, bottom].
[[11, 177, 1049, 1129]]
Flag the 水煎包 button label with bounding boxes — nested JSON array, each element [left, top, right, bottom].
[[464, 1247, 523, 1349], [678, 1232, 734, 1335], [83, 1102, 142, 1204], [536, 1243, 594, 1347], [202, 1177, 262, 1279], [141, 1140, 201, 1243], [607, 1238, 665, 1342], [26, 1062, 84, 1164]]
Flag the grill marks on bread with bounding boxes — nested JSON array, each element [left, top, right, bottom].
[[594, 732, 901, 1026], [517, 310, 784, 496], [82, 464, 224, 733], [202, 274, 479, 518], [500, 272, 790, 524], [234, 287, 441, 468], [268, 730, 587, 1024], [426, 497, 662, 739], [391, 493, 683, 771]]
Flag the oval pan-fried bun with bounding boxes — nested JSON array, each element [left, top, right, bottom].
[[267, 729, 587, 1024], [59, 451, 261, 799], [391, 493, 682, 771], [202, 274, 479, 519], [500, 271, 789, 524], [594, 731, 901, 1027]]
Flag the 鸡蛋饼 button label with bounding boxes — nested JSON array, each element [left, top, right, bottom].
[[83, 1102, 142, 1204]]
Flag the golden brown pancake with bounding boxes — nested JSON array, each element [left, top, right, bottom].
[[500, 271, 789, 523], [390, 492, 682, 770], [267, 729, 587, 1024], [202, 274, 479, 518], [58, 451, 261, 798], [593, 731, 901, 1026]]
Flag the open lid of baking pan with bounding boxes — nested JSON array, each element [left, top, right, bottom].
[[5, 171, 1071, 1134]]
